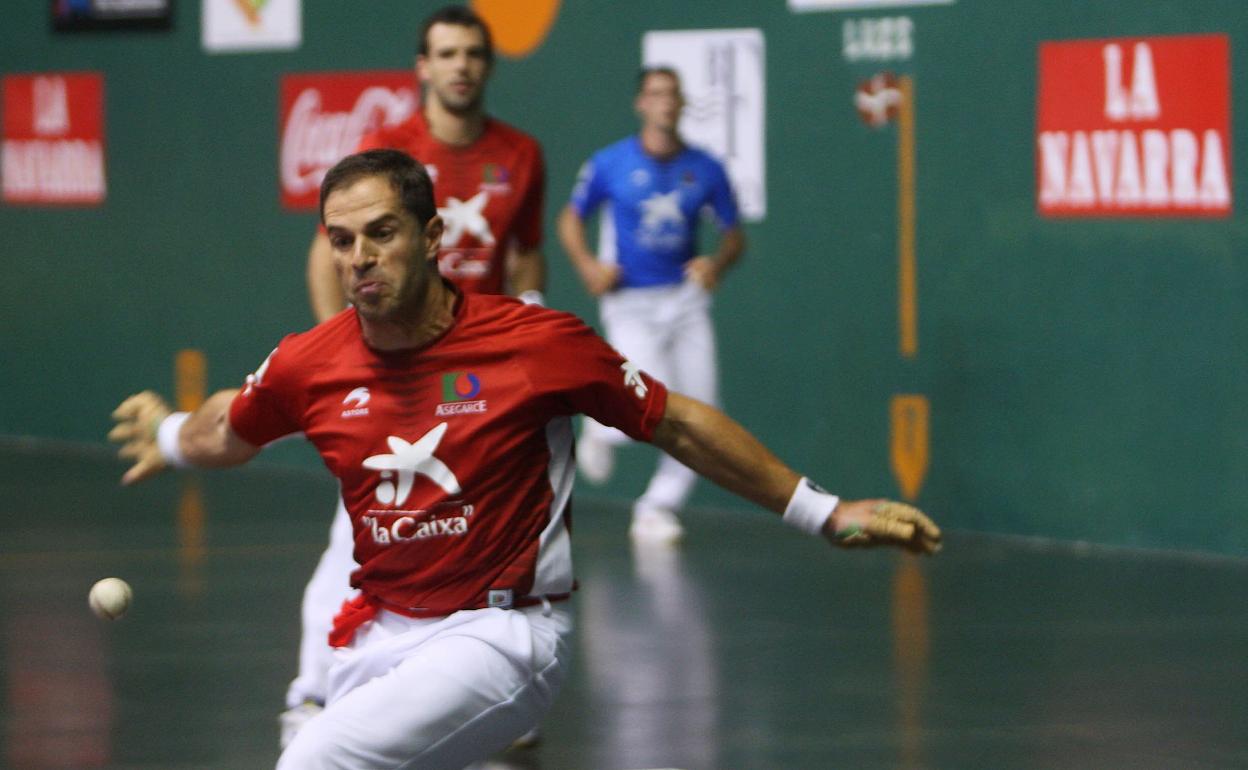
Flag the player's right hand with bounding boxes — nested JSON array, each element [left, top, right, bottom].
[[583, 260, 620, 297], [823, 499, 942, 555], [109, 391, 172, 486]]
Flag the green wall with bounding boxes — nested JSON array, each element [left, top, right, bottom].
[[2, 1, 1245, 553]]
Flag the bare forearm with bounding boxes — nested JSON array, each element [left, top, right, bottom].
[[651, 392, 799, 514], [307, 231, 345, 323], [506, 247, 545, 295], [558, 205, 618, 295], [179, 389, 259, 467], [557, 205, 597, 277], [714, 226, 744, 273], [113, 388, 259, 485]]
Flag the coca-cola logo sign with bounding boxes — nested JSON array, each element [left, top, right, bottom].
[[279, 71, 417, 210]]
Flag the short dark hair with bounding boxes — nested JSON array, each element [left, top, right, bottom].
[[637, 66, 681, 95], [319, 149, 436, 228], [418, 5, 494, 65]]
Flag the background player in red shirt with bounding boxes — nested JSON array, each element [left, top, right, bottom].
[[111, 149, 940, 770], [306, 4, 545, 317], [289, 5, 548, 747]]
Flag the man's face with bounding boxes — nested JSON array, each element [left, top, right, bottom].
[[635, 72, 684, 132], [324, 175, 442, 323], [417, 22, 492, 114]]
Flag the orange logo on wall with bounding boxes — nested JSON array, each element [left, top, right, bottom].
[[470, 0, 561, 58], [232, 0, 267, 26]]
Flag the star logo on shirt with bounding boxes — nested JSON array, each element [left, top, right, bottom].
[[439, 191, 496, 247], [638, 190, 683, 230], [362, 422, 461, 507], [621, 360, 648, 399]]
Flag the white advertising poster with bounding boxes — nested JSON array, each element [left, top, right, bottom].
[[642, 28, 766, 222], [202, 0, 301, 53], [789, 0, 952, 10]]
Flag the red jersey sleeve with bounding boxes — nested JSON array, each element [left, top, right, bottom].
[[227, 342, 304, 446], [514, 141, 545, 251], [522, 312, 667, 441]]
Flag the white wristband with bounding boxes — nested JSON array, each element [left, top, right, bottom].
[[783, 477, 839, 536], [518, 290, 545, 307], [156, 411, 191, 468]]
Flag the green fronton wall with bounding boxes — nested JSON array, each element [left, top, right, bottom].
[[2, 2, 1245, 553]]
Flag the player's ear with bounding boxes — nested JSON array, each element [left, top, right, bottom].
[[421, 215, 444, 261]]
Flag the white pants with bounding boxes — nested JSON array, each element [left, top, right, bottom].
[[588, 279, 719, 513], [278, 604, 573, 770], [286, 498, 357, 708]]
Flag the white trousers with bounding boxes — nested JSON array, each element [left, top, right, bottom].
[[278, 604, 573, 770], [588, 280, 719, 513], [286, 498, 356, 708]]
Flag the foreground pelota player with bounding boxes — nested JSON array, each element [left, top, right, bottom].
[[110, 149, 941, 770], [293, 5, 548, 748]]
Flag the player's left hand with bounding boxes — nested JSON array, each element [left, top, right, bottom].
[[685, 256, 722, 290], [109, 391, 172, 485], [823, 499, 942, 555]]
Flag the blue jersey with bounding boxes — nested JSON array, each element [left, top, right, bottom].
[[570, 136, 739, 289]]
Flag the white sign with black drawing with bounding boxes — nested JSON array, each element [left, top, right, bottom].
[[642, 28, 766, 222]]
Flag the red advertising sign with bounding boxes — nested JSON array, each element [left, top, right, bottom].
[[2, 72, 106, 206], [279, 71, 418, 210], [1036, 34, 1230, 217]]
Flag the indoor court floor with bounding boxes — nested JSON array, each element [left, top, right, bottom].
[[1, 439, 1246, 769]]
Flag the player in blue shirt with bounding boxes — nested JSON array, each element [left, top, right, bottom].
[[558, 66, 746, 543]]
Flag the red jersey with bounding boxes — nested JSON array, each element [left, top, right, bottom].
[[228, 293, 667, 615], [357, 112, 544, 295]]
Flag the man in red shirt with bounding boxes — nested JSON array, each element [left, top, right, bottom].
[[306, 4, 544, 317], [111, 149, 940, 770], [292, 6, 547, 746]]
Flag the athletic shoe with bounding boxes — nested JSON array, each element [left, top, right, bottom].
[[629, 504, 684, 544], [279, 700, 323, 749], [575, 432, 614, 484]]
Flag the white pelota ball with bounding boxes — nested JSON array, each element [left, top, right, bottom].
[[89, 577, 132, 620]]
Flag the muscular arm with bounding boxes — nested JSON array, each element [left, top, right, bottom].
[[557, 203, 619, 297], [650, 391, 942, 552], [650, 391, 799, 514], [177, 389, 260, 466], [110, 389, 261, 485], [306, 230, 346, 323]]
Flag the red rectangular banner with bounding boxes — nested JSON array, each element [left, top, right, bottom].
[[279, 71, 417, 210], [1036, 34, 1231, 217], [2, 72, 106, 205]]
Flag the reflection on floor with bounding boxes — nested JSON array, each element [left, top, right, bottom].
[[2, 442, 1247, 769]]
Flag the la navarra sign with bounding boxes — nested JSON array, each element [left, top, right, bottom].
[[1036, 34, 1230, 218]]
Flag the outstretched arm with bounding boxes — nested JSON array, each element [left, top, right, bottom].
[[651, 391, 798, 513], [651, 392, 941, 553], [109, 389, 261, 485]]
